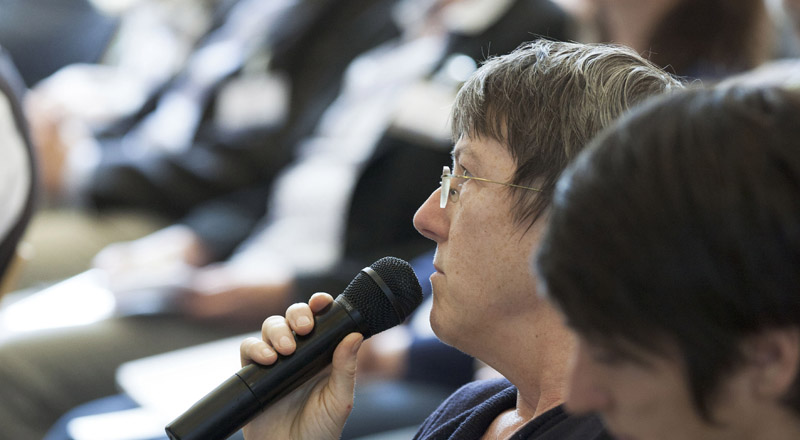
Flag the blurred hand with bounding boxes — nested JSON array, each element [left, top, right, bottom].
[[24, 90, 80, 196], [92, 225, 210, 310], [239, 293, 363, 440], [179, 261, 293, 324], [93, 224, 210, 271]]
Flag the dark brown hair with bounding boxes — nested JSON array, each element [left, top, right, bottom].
[[537, 86, 800, 418]]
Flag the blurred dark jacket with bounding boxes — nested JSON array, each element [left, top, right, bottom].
[[87, 0, 403, 260]]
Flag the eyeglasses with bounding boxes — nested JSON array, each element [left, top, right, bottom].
[[439, 166, 543, 208]]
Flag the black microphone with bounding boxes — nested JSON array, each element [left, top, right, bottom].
[[165, 256, 423, 440]]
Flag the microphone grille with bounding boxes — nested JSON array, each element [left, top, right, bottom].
[[340, 257, 423, 338]]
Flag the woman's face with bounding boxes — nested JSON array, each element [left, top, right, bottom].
[[413, 135, 543, 354]]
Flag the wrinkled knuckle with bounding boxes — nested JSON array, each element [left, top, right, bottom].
[[240, 336, 261, 351], [286, 303, 309, 316], [263, 315, 287, 330]]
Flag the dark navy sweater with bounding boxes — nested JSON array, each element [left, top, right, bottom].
[[413, 378, 612, 440]]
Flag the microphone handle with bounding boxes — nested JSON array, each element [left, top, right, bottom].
[[165, 297, 366, 440]]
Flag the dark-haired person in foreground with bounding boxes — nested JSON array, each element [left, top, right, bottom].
[[536, 85, 800, 440], [238, 39, 682, 440]]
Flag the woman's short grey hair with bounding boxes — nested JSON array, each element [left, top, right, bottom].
[[451, 39, 683, 228]]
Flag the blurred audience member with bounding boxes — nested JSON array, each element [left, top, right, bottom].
[[21, 0, 395, 285], [720, 0, 800, 88], [558, 0, 774, 80]]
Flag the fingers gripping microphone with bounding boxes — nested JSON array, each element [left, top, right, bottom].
[[165, 257, 423, 440]]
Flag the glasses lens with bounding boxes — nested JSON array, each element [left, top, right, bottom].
[[440, 166, 451, 208]]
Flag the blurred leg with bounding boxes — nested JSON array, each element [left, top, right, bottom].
[[44, 394, 247, 440], [15, 208, 167, 289], [0, 314, 248, 439]]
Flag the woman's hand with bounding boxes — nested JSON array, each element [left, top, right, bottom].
[[239, 293, 364, 440]]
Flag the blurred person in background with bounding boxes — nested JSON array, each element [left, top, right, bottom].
[[554, 0, 774, 80], [536, 85, 800, 440], [721, 0, 800, 87], [3, 0, 226, 286], [22, 0, 397, 286]]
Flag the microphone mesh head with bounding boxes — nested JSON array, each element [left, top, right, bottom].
[[340, 257, 423, 338]]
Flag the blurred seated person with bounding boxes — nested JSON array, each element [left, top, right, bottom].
[[238, 39, 682, 440], [0, 47, 36, 301], [536, 85, 800, 440], [31, 0, 232, 117], [21, 0, 402, 285], [0, 1, 577, 438], [719, 0, 800, 88], [562, 0, 774, 80]]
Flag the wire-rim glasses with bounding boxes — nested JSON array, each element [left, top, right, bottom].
[[439, 166, 543, 208]]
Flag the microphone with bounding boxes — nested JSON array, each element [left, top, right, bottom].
[[165, 256, 423, 440]]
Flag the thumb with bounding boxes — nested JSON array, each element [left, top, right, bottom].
[[324, 333, 364, 421]]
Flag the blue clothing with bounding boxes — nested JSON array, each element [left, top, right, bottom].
[[0, 0, 117, 85], [414, 378, 611, 440]]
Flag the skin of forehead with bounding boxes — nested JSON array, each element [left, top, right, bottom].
[[451, 136, 502, 177]]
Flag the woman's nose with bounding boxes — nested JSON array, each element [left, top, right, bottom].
[[414, 188, 449, 243]]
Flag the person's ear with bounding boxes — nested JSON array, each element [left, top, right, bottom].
[[742, 327, 800, 400]]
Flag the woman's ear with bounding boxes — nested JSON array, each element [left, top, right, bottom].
[[742, 328, 800, 400]]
